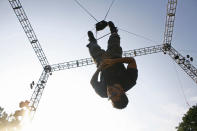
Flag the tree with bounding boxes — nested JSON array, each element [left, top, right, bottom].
[[176, 104, 197, 131], [0, 107, 9, 131], [0, 106, 22, 131], [0, 100, 31, 131]]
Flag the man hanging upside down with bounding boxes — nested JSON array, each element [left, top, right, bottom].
[[87, 21, 138, 109]]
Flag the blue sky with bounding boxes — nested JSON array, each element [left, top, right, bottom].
[[0, 0, 197, 131]]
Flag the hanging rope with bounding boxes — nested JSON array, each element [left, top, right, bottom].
[[104, 0, 116, 20], [74, 1, 159, 44], [97, 33, 111, 40], [80, 26, 96, 40], [118, 27, 159, 44], [173, 63, 191, 108], [74, 0, 99, 22], [96, 27, 159, 42], [73, 0, 115, 41]]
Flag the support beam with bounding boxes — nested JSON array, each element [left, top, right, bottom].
[[8, 0, 49, 67], [51, 44, 197, 85], [163, 0, 177, 45], [163, 44, 197, 84], [51, 44, 164, 72], [28, 44, 197, 120], [29, 70, 50, 119]]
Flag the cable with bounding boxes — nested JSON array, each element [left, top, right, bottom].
[[74, 0, 99, 22], [118, 27, 160, 44], [104, 0, 116, 20], [97, 33, 111, 40], [80, 26, 96, 40], [173, 62, 191, 108]]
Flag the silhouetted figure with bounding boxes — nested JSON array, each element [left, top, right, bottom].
[[87, 21, 138, 109]]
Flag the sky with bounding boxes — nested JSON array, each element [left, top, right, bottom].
[[0, 0, 197, 131]]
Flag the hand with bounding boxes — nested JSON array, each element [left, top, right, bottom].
[[98, 64, 112, 71], [97, 59, 114, 71], [102, 59, 114, 65]]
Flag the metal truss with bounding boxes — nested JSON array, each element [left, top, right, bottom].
[[27, 44, 197, 120], [28, 44, 164, 117], [28, 69, 50, 118], [51, 44, 197, 84], [163, 44, 197, 83], [51, 44, 164, 72], [163, 0, 177, 45], [8, 0, 49, 68]]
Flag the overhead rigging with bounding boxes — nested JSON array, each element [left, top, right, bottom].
[[74, 0, 99, 22], [173, 62, 191, 108], [103, 0, 116, 20], [74, 0, 115, 22], [74, 0, 160, 44], [74, 0, 116, 39]]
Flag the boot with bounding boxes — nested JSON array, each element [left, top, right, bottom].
[[108, 21, 118, 33], [96, 20, 108, 31], [88, 31, 96, 42]]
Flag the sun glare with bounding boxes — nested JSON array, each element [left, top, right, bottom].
[[20, 109, 34, 131]]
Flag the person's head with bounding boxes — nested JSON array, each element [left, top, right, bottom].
[[107, 84, 128, 109]]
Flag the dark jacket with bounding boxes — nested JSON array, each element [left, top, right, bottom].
[[91, 63, 138, 98]]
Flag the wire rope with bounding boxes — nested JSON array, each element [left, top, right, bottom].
[[73, 1, 161, 45], [97, 33, 111, 40], [80, 26, 96, 40], [104, 0, 116, 20], [173, 62, 191, 108], [74, 0, 99, 22], [118, 27, 160, 44]]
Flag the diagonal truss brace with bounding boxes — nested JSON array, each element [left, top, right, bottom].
[[29, 70, 50, 117], [163, 44, 197, 84], [8, 0, 49, 68], [163, 0, 177, 45], [51, 44, 164, 71]]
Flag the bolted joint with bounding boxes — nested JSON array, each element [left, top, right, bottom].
[[44, 65, 52, 73], [163, 43, 171, 53]]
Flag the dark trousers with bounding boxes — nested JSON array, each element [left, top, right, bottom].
[[87, 33, 122, 66]]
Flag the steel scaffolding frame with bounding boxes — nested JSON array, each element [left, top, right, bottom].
[[8, 0, 49, 67], [7, 0, 196, 121]]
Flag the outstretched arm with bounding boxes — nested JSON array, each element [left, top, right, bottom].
[[90, 66, 108, 98], [90, 68, 101, 86]]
